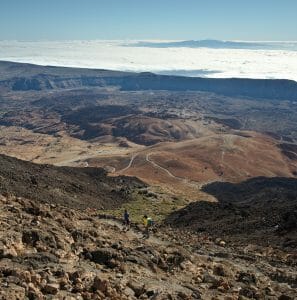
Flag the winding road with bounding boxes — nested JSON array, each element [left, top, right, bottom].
[[145, 153, 180, 179], [145, 152, 208, 189], [118, 153, 138, 173]]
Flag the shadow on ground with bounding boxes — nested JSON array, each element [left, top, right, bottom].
[[165, 177, 297, 248]]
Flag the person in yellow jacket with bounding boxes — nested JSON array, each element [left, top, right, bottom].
[[143, 215, 153, 239]]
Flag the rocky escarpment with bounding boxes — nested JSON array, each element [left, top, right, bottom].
[[1, 61, 297, 100], [0, 194, 296, 300]]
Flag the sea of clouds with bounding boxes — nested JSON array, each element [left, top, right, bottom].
[[0, 40, 297, 81]]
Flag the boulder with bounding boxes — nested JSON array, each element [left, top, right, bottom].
[[90, 248, 119, 266], [42, 283, 59, 295], [127, 279, 145, 297], [92, 276, 109, 294], [279, 296, 294, 300], [0, 284, 26, 300], [213, 264, 227, 277], [0, 246, 18, 259], [22, 230, 40, 246]]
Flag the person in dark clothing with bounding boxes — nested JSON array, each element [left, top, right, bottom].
[[123, 209, 130, 231]]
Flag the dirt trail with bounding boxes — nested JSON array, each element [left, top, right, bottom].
[[99, 217, 170, 246], [146, 152, 209, 190], [145, 153, 180, 180], [219, 135, 251, 178], [118, 153, 138, 173]]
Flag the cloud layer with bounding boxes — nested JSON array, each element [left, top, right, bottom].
[[0, 40, 296, 81]]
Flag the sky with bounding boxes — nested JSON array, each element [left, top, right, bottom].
[[0, 0, 297, 41]]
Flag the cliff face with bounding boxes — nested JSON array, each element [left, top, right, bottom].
[[1, 61, 297, 100], [119, 74, 297, 101]]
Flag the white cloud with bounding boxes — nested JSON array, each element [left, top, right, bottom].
[[0, 40, 296, 81]]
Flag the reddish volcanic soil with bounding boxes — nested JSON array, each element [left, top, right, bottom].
[[86, 131, 297, 199]]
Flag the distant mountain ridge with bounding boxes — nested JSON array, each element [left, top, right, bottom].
[[128, 39, 297, 51], [0, 61, 297, 101]]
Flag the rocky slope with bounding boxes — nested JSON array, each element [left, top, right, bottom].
[[0, 154, 144, 210], [166, 177, 297, 249], [1, 193, 296, 300]]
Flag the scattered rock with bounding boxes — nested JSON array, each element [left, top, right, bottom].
[[42, 283, 59, 295], [0, 192, 296, 299], [92, 276, 108, 294], [127, 279, 145, 297], [90, 248, 120, 267]]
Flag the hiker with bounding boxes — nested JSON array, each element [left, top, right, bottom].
[[143, 215, 153, 238], [123, 209, 130, 231]]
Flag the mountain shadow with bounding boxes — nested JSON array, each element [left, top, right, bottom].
[[165, 177, 297, 248]]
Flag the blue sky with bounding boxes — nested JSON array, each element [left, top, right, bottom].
[[0, 0, 297, 41]]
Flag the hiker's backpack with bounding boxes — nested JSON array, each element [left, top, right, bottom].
[[147, 218, 154, 227]]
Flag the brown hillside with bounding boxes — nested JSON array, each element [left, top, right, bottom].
[[86, 132, 297, 199], [0, 154, 144, 210]]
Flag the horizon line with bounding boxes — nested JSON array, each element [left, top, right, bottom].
[[1, 39, 297, 43]]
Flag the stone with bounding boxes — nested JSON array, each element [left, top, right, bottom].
[[278, 296, 293, 300], [92, 276, 108, 294], [90, 248, 119, 266], [31, 273, 42, 285], [239, 286, 258, 299], [213, 265, 226, 276], [81, 291, 93, 300], [108, 258, 120, 268], [193, 275, 203, 284], [69, 270, 83, 282], [20, 270, 32, 283], [265, 286, 276, 296], [27, 282, 44, 299], [0, 284, 26, 300], [72, 282, 85, 293], [124, 287, 135, 297], [146, 288, 156, 297], [42, 283, 59, 295], [177, 291, 190, 299], [237, 271, 257, 285], [0, 246, 18, 258], [119, 262, 127, 274], [203, 272, 220, 285], [22, 230, 40, 246], [127, 279, 145, 297]]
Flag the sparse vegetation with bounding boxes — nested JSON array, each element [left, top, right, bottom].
[[105, 190, 188, 223]]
